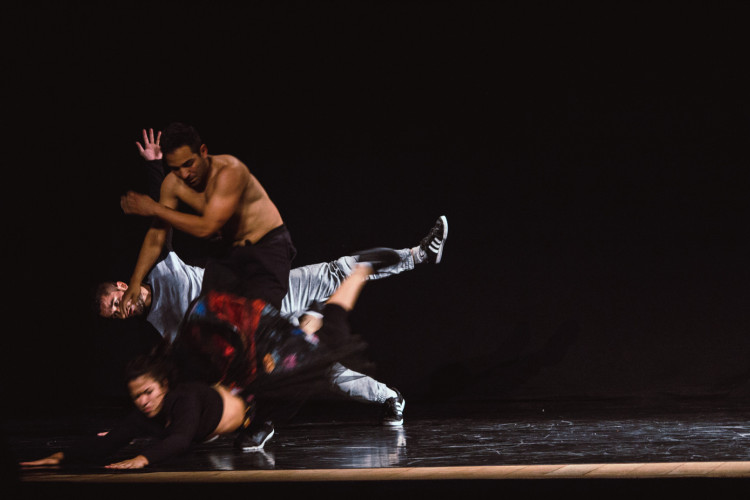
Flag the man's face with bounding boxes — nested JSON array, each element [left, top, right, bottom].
[[164, 144, 210, 190], [99, 283, 146, 319], [128, 375, 168, 418]]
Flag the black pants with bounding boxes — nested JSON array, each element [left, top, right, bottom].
[[202, 225, 296, 311]]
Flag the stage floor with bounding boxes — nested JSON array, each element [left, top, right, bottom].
[[6, 397, 750, 497]]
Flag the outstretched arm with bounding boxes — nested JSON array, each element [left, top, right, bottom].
[[137, 128, 166, 202], [121, 162, 247, 239], [111, 392, 203, 468], [119, 178, 180, 318], [19, 451, 64, 467], [325, 263, 374, 312], [120, 224, 168, 317], [135, 127, 179, 253]]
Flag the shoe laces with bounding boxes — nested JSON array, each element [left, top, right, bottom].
[[421, 224, 443, 249]]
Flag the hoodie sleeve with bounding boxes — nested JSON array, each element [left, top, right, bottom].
[[62, 410, 151, 464], [138, 391, 203, 465]]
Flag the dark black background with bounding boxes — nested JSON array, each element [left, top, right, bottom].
[[5, 1, 750, 413]]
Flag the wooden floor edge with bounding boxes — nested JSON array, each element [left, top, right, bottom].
[[19, 462, 750, 483]]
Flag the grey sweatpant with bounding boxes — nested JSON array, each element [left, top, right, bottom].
[[280, 249, 414, 403]]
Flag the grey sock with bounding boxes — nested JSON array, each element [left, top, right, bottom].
[[411, 246, 426, 264]]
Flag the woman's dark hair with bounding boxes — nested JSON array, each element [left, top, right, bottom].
[[160, 122, 202, 155], [124, 348, 177, 387]]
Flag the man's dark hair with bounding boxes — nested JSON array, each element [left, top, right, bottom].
[[161, 122, 202, 155], [91, 281, 118, 316]]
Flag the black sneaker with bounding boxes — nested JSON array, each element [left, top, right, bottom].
[[381, 388, 405, 426], [235, 421, 275, 451], [354, 247, 401, 272], [418, 216, 448, 264]]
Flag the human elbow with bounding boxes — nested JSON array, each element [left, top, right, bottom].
[[194, 224, 222, 239], [194, 216, 229, 239]]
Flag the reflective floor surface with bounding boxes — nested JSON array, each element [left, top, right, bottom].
[[5, 397, 750, 497]]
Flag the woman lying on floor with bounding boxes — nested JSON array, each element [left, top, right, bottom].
[[20, 250, 395, 469], [20, 353, 243, 469]]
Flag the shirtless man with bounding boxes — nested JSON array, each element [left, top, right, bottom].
[[120, 123, 296, 318]]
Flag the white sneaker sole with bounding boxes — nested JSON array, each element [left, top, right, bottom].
[[431, 216, 448, 263], [241, 428, 275, 451], [382, 418, 404, 426]]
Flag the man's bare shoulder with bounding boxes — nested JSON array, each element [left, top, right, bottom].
[[160, 171, 182, 193], [212, 154, 249, 172], [211, 154, 252, 184]]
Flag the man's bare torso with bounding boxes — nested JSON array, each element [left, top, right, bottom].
[[169, 154, 284, 245]]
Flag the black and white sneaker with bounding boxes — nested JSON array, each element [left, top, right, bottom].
[[418, 216, 448, 264], [235, 421, 275, 451], [381, 388, 405, 426]]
